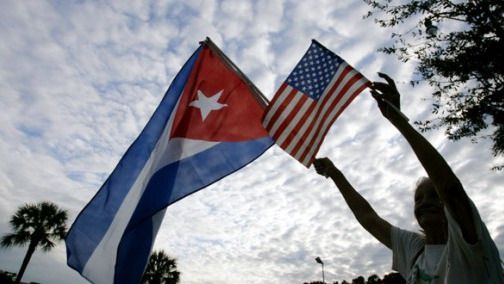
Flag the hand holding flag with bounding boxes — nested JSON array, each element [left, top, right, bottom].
[[370, 72, 409, 121]]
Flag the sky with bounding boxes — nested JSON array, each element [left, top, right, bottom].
[[0, 1, 503, 284]]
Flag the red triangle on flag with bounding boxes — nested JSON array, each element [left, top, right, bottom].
[[170, 47, 268, 142]]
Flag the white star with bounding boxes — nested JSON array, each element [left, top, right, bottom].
[[189, 89, 227, 121]]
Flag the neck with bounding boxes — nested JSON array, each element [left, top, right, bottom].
[[424, 227, 448, 244]]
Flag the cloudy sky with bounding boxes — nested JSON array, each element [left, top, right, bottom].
[[1, 1, 503, 283]]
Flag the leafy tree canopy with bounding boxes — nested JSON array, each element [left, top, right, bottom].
[[0, 270, 17, 284], [364, 0, 504, 169], [305, 272, 404, 284]]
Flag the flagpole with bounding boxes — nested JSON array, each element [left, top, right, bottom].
[[201, 37, 270, 108]]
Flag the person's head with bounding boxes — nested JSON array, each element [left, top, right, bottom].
[[414, 177, 447, 234]]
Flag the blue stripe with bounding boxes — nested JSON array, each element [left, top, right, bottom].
[[114, 136, 272, 283], [115, 217, 154, 284], [66, 46, 203, 272]]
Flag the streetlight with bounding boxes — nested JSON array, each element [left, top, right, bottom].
[[315, 256, 325, 283]]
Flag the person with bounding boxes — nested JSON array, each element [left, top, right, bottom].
[[313, 73, 504, 284]]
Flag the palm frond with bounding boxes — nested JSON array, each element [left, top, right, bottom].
[[1, 233, 30, 248], [40, 239, 55, 252], [2, 201, 68, 253]]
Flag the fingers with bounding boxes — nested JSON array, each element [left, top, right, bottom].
[[370, 82, 391, 94], [370, 90, 385, 104], [314, 157, 336, 178], [370, 74, 400, 104], [313, 158, 325, 172], [371, 82, 390, 90], [377, 72, 397, 88], [371, 72, 398, 94], [377, 72, 391, 81], [370, 84, 389, 103], [313, 158, 329, 177], [370, 72, 403, 119]]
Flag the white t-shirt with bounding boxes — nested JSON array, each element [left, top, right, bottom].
[[391, 200, 504, 284]]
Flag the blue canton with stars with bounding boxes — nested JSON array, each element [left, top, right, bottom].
[[286, 41, 343, 101]]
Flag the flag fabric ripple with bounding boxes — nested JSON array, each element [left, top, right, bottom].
[[66, 40, 273, 284], [262, 40, 370, 167]]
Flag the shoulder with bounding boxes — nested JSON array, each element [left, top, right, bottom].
[[391, 226, 424, 248], [445, 198, 482, 245], [445, 198, 498, 252], [445, 200, 504, 282], [441, 180, 479, 243], [391, 226, 425, 278]]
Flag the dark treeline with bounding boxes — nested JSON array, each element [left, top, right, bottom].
[[304, 271, 405, 284]]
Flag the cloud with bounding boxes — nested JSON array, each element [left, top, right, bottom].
[[1, 1, 503, 284]]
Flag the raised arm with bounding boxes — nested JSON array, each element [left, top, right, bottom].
[[370, 73, 477, 244], [313, 158, 392, 248]]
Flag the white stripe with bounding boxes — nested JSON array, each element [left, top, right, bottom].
[[293, 67, 357, 162], [284, 65, 347, 154], [262, 85, 293, 129], [157, 138, 217, 171], [82, 132, 165, 283], [82, 94, 216, 283], [295, 69, 357, 164], [284, 103, 318, 154], [290, 63, 352, 160], [141, 209, 167, 273], [275, 98, 314, 147], [301, 78, 369, 165], [268, 90, 303, 137]]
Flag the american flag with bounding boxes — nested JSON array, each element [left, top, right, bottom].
[[262, 40, 370, 167]]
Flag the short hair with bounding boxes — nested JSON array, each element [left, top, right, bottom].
[[415, 176, 432, 191], [414, 177, 444, 207]]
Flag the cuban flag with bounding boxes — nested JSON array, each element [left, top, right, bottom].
[[66, 39, 273, 284]]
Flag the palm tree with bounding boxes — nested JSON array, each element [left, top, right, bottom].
[[142, 250, 180, 284], [1, 201, 68, 284]]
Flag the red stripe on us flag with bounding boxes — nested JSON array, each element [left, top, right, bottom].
[[296, 69, 364, 164], [290, 64, 353, 162], [299, 74, 370, 166], [262, 42, 370, 168]]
